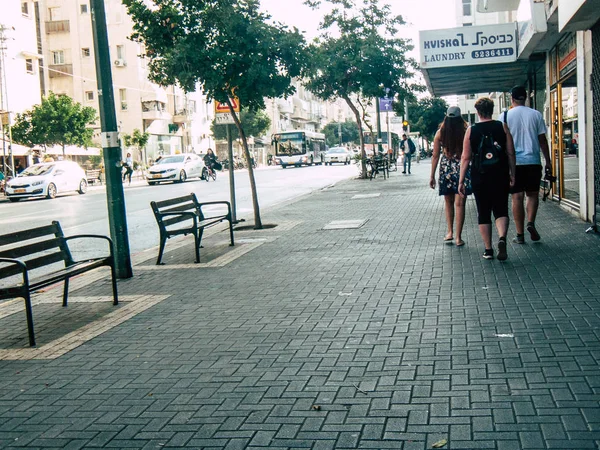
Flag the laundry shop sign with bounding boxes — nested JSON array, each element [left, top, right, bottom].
[[419, 23, 517, 69]]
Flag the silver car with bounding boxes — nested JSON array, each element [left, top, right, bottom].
[[146, 153, 205, 185], [324, 147, 352, 165], [5, 161, 87, 202]]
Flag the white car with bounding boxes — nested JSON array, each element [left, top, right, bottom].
[[146, 153, 206, 185], [324, 147, 352, 165], [5, 161, 87, 202]]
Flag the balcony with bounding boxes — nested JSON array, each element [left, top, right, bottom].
[[142, 101, 170, 121], [173, 109, 188, 124], [46, 20, 70, 33], [48, 64, 73, 78], [291, 106, 310, 121]]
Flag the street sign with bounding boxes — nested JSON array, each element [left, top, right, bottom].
[[215, 113, 235, 125], [215, 98, 240, 114], [390, 117, 402, 124], [0, 111, 10, 126], [379, 98, 393, 112]]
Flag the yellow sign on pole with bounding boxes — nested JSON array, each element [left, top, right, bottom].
[[214, 98, 240, 114], [0, 112, 9, 126]]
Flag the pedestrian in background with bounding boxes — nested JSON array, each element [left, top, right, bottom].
[[459, 97, 516, 261], [123, 153, 134, 185], [430, 106, 471, 247], [499, 86, 552, 244], [400, 134, 415, 174]]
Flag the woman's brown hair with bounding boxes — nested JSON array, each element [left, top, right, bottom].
[[439, 116, 468, 158]]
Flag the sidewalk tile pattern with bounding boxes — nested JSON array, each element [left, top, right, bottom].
[[1, 163, 600, 449]]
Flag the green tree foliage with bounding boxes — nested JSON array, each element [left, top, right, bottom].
[[124, 0, 307, 228], [11, 92, 97, 157], [303, 0, 420, 177], [122, 128, 150, 163], [403, 96, 449, 143], [322, 120, 360, 147], [211, 110, 271, 141]]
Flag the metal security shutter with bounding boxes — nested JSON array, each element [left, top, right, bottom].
[[593, 21, 600, 229]]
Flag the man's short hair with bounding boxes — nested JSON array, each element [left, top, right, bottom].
[[474, 97, 495, 119], [511, 85, 527, 101], [402, 134, 407, 138]]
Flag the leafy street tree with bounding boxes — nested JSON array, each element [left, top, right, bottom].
[[401, 96, 448, 149], [124, 0, 306, 229], [322, 120, 360, 147], [211, 110, 271, 142], [11, 92, 97, 158], [303, 0, 420, 177], [122, 128, 150, 164]]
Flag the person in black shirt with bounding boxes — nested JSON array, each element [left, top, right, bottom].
[[459, 97, 516, 261], [203, 148, 218, 175]]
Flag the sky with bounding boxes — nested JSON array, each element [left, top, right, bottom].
[[259, 0, 457, 61]]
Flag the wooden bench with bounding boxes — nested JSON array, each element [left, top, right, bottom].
[[150, 193, 234, 265], [86, 169, 102, 185], [0, 221, 118, 347]]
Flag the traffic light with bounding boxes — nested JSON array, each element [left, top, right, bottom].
[[402, 120, 408, 131]]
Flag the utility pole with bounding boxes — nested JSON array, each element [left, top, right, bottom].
[[0, 24, 14, 177], [90, 0, 133, 278], [375, 97, 383, 154], [226, 124, 237, 223]]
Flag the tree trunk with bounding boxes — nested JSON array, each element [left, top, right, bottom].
[[342, 94, 367, 179], [227, 98, 263, 229], [62, 143, 66, 159]]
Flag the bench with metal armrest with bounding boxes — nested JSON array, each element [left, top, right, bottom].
[[0, 221, 118, 347], [150, 193, 235, 265]]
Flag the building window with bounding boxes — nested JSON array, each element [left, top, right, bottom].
[[81, 47, 90, 57], [80, 4, 88, 14], [21, 2, 29, 16], [25, 59, 34, 73], [119, 89, 127, 110], [52, 50, 65, 64], [189, 100, 197, 113], [462, 0, 471, 16], [463, 22, 472, 27], [116, 45, 125, 60], [48, 7, 61, 21], [85, 91, 94, 101]]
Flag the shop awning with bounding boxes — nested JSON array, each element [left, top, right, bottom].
[[422, 60, 531, 97], [558, 0, 600, 32]]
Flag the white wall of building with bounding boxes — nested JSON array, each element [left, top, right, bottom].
[[1, 0, 43, 116]]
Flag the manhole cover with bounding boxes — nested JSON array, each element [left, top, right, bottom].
[[352, 193, 381, 199], [323, 219, 368, 230]]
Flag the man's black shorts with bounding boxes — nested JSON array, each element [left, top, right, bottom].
[[510, 164, 542, 194]]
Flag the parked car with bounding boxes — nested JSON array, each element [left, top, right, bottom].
[[146, 153, 205, 185], [324, 147, 352, 165], [5, 161, 87, 202]]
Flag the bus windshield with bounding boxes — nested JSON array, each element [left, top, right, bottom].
[[273, 132, 305, 156]]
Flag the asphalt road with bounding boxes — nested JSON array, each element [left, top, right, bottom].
[[0, 164, 357, 259]]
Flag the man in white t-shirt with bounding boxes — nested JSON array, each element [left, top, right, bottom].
[[499, 86, 551, 244]]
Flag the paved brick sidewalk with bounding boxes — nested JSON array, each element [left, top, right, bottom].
[[2, 161, 600, 449]]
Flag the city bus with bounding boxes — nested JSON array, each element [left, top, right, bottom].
[[271, 130, 326, 168], [363, 131, 400, 158]]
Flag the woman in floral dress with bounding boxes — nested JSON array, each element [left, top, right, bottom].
[[429, 106, 471, 246]]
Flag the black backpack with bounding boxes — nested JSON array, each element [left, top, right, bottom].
[[474, 126, 503, 174]]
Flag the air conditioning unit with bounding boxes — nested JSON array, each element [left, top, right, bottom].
[[114, 59, 127, 67]]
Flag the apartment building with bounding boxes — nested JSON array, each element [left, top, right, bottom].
[[33, 0, 213, 162], [0, 2, 43, 119]]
